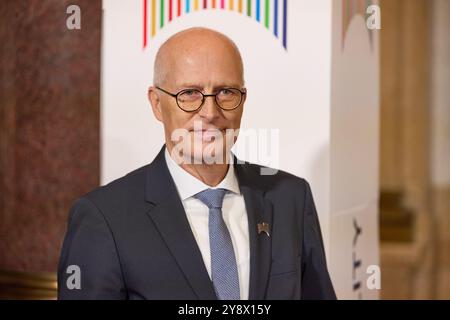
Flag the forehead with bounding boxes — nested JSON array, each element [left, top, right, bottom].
[[166, 47, 243, 87], [153, 29, 245, 90]]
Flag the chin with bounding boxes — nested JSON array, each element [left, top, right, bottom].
[[170, 132, 231, 165]]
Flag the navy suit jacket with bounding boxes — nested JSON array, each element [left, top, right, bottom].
[[58, 145, 336, 300]]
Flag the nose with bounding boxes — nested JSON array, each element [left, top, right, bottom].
[[197, 95, 221, 121]]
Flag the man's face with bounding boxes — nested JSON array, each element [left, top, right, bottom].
[[149, 32, 245, 164]]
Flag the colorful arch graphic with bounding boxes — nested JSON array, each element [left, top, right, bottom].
[[342, 0, 375, 50], [143, 0, 288, 50]]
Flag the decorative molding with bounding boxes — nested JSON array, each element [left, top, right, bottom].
[[0, 270, 57, 300]]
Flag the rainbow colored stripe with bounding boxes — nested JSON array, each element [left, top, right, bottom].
[[342, 0, 375, 49], [143, 0, 288, 50]]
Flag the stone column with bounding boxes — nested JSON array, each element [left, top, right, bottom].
[[0, 0, 101, 298]]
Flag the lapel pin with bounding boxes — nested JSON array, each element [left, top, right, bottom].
[[257, 222, 270, 237]]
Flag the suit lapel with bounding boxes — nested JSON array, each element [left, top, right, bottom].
[[235, 163, 273, 300], [144, 146, 217, 300], [144, 146, 273, 300]]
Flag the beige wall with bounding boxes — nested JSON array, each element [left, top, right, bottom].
[[430, 0, 450, 299], [379, 0, 450, 300]]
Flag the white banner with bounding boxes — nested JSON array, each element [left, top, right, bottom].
[[101, 0, 379, 299]]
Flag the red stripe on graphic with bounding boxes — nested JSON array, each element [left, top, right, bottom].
[[143, 0, 147, 49]]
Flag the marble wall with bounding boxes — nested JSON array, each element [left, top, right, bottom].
[[0, 0, 101, 274]]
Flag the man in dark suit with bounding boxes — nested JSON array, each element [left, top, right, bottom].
[[58, 27, 336, 300]]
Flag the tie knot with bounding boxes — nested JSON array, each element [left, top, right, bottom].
[[194, 188, 227, 209]]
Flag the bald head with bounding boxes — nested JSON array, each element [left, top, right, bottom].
[[153, 27, 244, 87], [148, 28, 246, 167]]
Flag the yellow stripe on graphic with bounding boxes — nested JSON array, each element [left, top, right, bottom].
[[151, 0, 156, 37]]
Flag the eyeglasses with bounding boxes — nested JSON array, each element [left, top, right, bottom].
[[155, 86, 246, 112]]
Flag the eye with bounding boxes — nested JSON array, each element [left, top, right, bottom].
[[220, 88, 232, 95], [183, 89, 197, 96], [178, 89, 203, 102]]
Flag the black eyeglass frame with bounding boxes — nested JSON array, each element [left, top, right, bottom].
[[155, 86, 247, 112]]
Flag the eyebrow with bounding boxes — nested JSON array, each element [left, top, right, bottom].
[[174, 83, 243, 91]]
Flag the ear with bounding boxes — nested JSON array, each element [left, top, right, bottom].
[[148, 86, 163, 122]]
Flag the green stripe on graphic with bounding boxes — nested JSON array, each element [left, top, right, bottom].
[[160, 0, 164, 28], [265, 0, 269, 29]]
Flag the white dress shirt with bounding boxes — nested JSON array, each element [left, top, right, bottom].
[[165, 149, 250, 300]]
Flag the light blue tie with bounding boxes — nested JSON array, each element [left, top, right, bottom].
[[194, 188, 240, 300]]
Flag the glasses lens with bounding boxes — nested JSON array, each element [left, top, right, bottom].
[[217, 88, 242, 110], [177, 89, 203, 111]]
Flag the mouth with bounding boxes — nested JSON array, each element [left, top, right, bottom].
[[189, 128, 226, 142]]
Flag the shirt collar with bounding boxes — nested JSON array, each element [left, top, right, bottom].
[[165, 148, 240, 201]]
